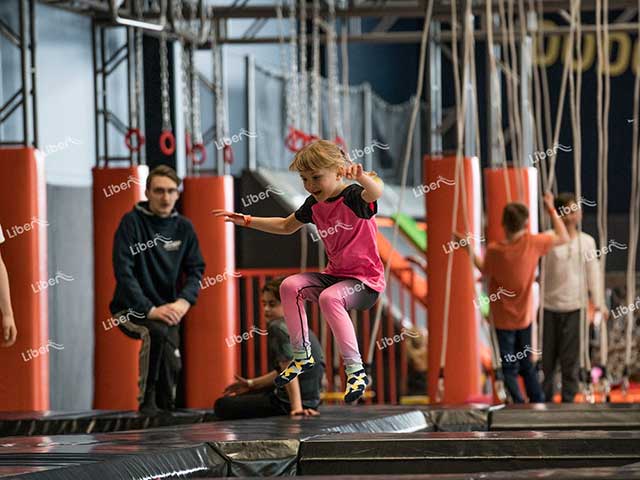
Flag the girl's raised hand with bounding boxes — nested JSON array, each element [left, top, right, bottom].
[[344, 163, 364, 180], [211, 209, 248, 226]]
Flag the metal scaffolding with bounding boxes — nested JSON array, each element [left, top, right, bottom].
[[0, 0, 38, 147]]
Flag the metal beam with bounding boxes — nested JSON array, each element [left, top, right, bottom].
[[211, 19, 640, 45], [371, 16, 399, 33], [208, 0, 640, 19]]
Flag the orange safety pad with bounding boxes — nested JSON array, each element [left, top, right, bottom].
[[375, 229, 427, 304], [0, 148, 49, 411], [483, 167, 538, 243], [425, 155, 482, 403], [93, 166, 148, 410], [181, 176, 237, 408]]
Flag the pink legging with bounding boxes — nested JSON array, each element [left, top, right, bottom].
[[279, 272, 379, 366]]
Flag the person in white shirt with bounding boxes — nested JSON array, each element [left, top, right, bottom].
[[0, 226, 17, 347], [542, 193, 608, 402]]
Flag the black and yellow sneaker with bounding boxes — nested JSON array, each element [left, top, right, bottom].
[[274, 355, 316, 387], [344, 369, 369, 403]]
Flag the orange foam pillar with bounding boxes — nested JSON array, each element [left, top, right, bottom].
[[425, 155, 482, 403], [0, 148, 49, 411], [483, 167, 538, 243], [182, 175, 237, 408], [93, 166, 148, 410]]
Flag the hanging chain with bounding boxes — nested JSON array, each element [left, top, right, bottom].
[[310, 0, 320, 136], [299, 0, 308, 132], [191, 45, 203, 145], [160, 32, 172, 132], [288, 0, 299, 130], [326, 0, 342, 140], [212, 23, 227, 142], [276, 0, 288, 77], [181, 41, 192, 139], [135, 28, 143, 128]]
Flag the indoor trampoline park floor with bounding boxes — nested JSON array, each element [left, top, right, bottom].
[[0, 403, 640, 479]]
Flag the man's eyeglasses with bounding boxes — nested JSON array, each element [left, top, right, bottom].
[[151, 188, 179, 196]]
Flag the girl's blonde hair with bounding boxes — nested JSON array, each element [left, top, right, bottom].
[[288, 139, 380, 181], [288, 139, 347, 173]]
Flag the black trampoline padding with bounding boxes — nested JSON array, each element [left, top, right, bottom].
[[490, 403, 640, 431], [421, 404, 491, 432], [297, 430, 640, 475], [0, 406, 428, 479], [2, 444, 225, 480], [0, 409, 214, 437], [199, 462, 640, 479]]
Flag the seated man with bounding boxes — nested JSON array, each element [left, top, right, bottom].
[[0, 227, 17, 347], [110, 165, 205, 413], [215, 277, 325, 419]]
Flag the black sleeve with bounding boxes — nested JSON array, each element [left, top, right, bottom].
[[343, 184, 378, 219], [178, 221, 206, 306], [294, 195, 316, 224], [112, 215, 155, 314]]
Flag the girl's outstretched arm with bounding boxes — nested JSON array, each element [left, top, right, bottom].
[[212, 210, 304, 235], [344, 163, 383, 203]]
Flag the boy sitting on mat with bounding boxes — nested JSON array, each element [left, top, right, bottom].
[[542, 192, 608, 403], [0, 227, 17, 347], [215, 277, 325, 420], [459, 192, 569, 403], [110, 165, 206, 414]]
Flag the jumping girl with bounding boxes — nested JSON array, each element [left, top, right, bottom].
[[213, 139, 385, 402]]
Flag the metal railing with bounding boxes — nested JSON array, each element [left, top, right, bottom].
[[234, 266, 427, 404]]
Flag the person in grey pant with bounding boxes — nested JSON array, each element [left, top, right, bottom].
[[542, 193, 608, 402]]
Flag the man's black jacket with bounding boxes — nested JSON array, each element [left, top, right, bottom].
[[110, 201, 206, 315]]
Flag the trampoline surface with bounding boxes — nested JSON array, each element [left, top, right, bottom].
[[0, 404, 639, 479]]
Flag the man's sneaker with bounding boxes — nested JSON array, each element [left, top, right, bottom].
[[344, 369, 369, 403], [274, 355, 316, 387], [139, 386, 160, 416]]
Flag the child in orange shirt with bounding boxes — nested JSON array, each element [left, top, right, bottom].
[[460, 193, 569, 403]]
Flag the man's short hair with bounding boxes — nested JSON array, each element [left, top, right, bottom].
[[555, 192, 577, 211], [146, 165, 181, 190], [502, 202, 529, 234]]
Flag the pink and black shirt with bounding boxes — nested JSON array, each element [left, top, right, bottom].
[[294, 184, 386, 293]]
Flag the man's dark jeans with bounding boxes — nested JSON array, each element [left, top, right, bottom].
[[542, 309, 580, 403], [118, 314, 181, 410], [496, 324, 545, 403]]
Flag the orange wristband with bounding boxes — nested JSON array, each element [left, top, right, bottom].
[[243, 214, 252, 226]]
